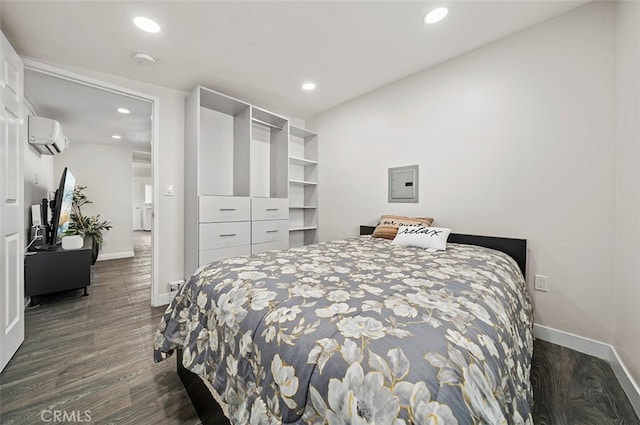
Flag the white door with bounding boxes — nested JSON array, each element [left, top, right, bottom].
[[0, 31, 24, 372]]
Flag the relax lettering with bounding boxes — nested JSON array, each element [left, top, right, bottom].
[[398, 226, 442, 237]]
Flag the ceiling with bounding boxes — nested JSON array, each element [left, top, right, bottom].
[[24, 69, 153, 157], [1, 1, 588, 120]]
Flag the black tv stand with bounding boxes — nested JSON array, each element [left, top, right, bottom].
[[25, 238, 92, 305]]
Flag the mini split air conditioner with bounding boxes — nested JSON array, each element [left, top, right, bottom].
[[28, 115, 69, 155]]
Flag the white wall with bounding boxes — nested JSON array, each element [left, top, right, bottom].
[[53, 144, 133, 258], [308, 3, 617, 344], [614, 1, 640, 385]]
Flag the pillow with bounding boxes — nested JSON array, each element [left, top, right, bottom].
[[392, 225, 452, 250], [372, 215, 434, 240]]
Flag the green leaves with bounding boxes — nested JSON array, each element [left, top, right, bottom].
[[69, 185, 112, 248]]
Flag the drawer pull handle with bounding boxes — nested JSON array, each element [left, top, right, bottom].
[[219, 208, 237, 211], [220, 233, 237, 237], [266, 208, 279, 211], [266, 230, 279, 233]]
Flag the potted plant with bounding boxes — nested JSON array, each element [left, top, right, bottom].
[[67, 186, 112, 264]]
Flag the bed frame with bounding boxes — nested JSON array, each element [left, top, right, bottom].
[[177, 349, 231, 424], [177, 228, 527, 424]]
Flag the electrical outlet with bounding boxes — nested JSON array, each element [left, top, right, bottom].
[[534, 274, 548, 292], [169, 280, 185, 292]]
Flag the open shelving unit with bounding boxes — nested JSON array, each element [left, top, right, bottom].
[[288, 125, 318, 247], [185, 85, 320, 272], [185, 86, 297, 276]]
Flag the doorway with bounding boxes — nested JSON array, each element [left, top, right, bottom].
[[22, 60, 160, 305]]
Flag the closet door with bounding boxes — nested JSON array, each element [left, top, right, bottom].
[[0, 31, 24, 372]]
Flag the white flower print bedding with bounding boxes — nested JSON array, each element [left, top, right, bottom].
[[154, 236, 534, 425]]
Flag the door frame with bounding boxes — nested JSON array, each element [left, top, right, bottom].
[[22, 58, 162, 306]]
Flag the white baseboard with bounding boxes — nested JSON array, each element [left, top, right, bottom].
[[534, 324, 640, 415], [96, 251, 135, 261], [533, 324, 611, 358], [153, 291, 172, 307], [609, 346, 640, 416]]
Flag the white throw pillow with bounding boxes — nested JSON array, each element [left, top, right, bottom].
[[392, 225, 452, 251]]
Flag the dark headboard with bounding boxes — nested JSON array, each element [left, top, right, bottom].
[[359, 225, 527, 276]]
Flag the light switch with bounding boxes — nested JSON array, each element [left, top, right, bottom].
[[388, 165, 419, 203], [165, 184, 174, 196]]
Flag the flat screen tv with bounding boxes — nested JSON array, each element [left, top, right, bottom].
[[50, 167, 76, 245]]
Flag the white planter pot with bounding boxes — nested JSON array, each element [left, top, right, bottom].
[[61, 235, 83, 250]]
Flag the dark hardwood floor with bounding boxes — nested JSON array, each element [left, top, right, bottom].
[[531, 340, 639, 425], [1, 232, 638, 424], [0, 232, 199, 424]]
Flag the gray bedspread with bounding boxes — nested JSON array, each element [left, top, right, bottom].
[[154, 236, 533, 425]]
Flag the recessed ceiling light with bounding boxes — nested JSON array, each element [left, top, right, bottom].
[[117, 107, 130, 114], [302, 82, 316, 91], [424, 7, 448, 24], [111, 135, 122, 140], [133, 16, 161, 33]]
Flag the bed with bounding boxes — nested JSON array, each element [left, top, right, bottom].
[[154, 227, 533, 425]]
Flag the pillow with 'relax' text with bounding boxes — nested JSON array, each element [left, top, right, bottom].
[[391, 225, 452, 250]]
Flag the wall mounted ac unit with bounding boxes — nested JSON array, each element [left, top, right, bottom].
[[28, 115, 69, 155]]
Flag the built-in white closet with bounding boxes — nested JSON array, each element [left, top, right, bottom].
[[184, 86, 318, 277]]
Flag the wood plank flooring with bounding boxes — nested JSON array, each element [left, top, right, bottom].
[[0, 232, 199, 424], [531, 339, 640, 425], [1, 231, 638, 424]]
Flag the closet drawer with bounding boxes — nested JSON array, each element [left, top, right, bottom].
[[199, 196, 250, 223], [252, 240, 289, 255], [199, 245, 251, 265], [199, 222, 250, 250], [252, 198, 289, 221], [252, 219, 288, 244]]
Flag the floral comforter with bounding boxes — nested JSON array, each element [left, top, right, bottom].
[[154, 236, 533, 425]]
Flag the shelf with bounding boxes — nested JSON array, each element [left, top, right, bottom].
[[199, 86, 249, 115], [252, 117, 282, 130], [289, 179, 317, 186], [289, 125, 316, 139], [289, 156, 317, 166], [251, 106, 288, 129], [289, 124, 318, 246], [289, 226, 317, 232]]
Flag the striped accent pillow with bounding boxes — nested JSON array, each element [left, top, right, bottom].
[[372, 215, 434, 240]]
